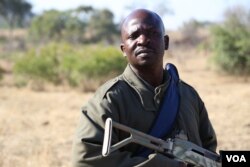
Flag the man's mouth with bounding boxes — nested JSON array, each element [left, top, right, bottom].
[[135, 48, 154, 56]]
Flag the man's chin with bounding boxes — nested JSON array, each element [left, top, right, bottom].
[[136, 54, 152, 63], [136, 60, 154, 67]]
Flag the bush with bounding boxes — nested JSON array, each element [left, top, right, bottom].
[[14, 44, 61, 85], [79, 46, 126, 77], [0, 66, 4, 81], [210, 6, 250, 75], [13, 43, 126, 89]]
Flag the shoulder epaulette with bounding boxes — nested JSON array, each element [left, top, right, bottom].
[[95, 76, 121, 99]]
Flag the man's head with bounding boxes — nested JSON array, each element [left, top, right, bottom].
[[120, 9, 169, 69]]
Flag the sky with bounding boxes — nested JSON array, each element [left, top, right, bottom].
[[26, 0, 250, 30]]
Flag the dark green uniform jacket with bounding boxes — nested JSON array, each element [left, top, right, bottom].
[[72, 64, 217, 167]]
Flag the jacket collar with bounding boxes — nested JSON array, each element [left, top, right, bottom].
[[122, 64, 169, 111]]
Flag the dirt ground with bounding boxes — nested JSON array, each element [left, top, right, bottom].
[[0, 51, 250, 167]]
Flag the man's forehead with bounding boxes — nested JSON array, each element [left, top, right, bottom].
[[123, 11, 158, 26], [126, 17, 157, 27], [125, 19, 157, 33], [121, 9, 164, 33]]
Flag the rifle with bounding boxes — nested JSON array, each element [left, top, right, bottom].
[[102, 118, 221, 167]]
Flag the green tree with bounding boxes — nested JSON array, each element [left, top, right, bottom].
[[0, 0, 32, 29], [29, 6, 94, 43], [64, 6, 94, 43], [211, 6, 250, 75], [30, 10, 67, 41], [86, 9, 118, 43], [29, 7, 118, 44], [0, 0, 32, 51]]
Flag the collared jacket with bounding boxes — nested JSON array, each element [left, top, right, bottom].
[[72, 64, 217, 167]]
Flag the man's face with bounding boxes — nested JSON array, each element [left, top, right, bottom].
[[120, 10, 168, 69]]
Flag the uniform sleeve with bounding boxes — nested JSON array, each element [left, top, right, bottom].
[[71, 89, 184, 167], [197, 96, 217, 152]]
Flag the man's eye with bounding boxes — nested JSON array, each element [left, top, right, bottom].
[[128, 32, 139, 39]]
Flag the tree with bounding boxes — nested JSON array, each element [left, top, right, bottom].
[[0, 0, 32, 29], [179, 19, 201, 47], [66, 5, 94, 43], [29, 6, 94, 43], [29, 10, 67, 41], [86, 9, 118, 44], [0, 0, 32, 51], [29, 7, 118, 44]]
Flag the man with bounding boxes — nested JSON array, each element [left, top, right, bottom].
[[72, 9, 217, 167]]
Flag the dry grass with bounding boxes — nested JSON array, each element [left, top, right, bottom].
[[0, 49, 250, 166], [0, 88, 92, 167], [0, 29, 27, 38]]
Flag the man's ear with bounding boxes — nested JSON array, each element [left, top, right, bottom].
[[120, 43, 127, 57], [164, 35, 169, 50]]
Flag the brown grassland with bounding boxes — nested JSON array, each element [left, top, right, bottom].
[[0, 49, 250, 166]]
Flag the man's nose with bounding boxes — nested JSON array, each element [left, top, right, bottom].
[[137, 34, 150, 45]]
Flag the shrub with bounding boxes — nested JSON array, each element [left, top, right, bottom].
[[210, 6, 250, 75], [0, 66, 4, 81], [79, 46, 126, 77], [14, 45, 61, 84], [13, 43, 126, 89]]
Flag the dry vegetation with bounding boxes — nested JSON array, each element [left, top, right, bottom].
[[0, 47, 250, 167]]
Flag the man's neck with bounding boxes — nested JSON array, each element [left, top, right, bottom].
[[130, 64, 164, 88]]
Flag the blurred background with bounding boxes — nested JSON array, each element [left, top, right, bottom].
[[0, 0, 249, 166]]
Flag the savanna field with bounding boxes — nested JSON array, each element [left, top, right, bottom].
[[0, 47, 250, 167], [0, 2, 249, 166]]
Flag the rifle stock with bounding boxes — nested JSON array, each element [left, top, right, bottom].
[[102, 118, 174, 157], [102, 118, 221, 167]]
